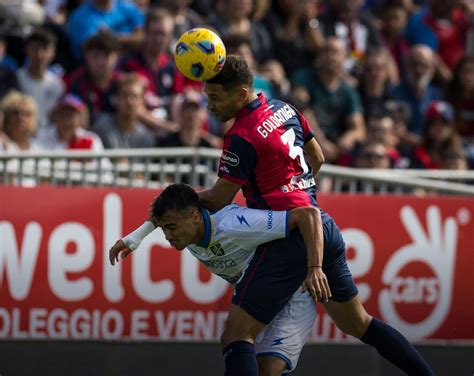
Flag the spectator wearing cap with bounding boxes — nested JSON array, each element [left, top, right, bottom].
[[389, 45, 442, 143], [92, 73, 155, 149], [409, 100, 464, 169], [0, 91, 40, 151], [67, 0, 144, 60], [65, 33, 122, 123], [35, 94, 104, 151], [17, 28, 65, 130]]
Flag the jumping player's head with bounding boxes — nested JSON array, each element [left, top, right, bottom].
[[204, 54, 255, 122], [150, 184, 203, 250]]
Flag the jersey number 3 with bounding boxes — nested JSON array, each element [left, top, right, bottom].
[[280, 128, 309, 182]]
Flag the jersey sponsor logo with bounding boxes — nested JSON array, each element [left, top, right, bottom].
[[267, 211, 273, 229], [281, 177, 316, 193], [217, 271, 243, 285], [209, 242, 225, 256], [220, 150, 240, 166], [236, 215, 250, 227], [219, 165, 230, 174], [202, 258, 237, 269], [257, 104, 297, 139]]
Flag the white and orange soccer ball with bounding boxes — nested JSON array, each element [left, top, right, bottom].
[[173, 28, 226, 81]]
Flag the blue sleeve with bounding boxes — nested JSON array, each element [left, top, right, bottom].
[[405, 9, 438, 50], [123, 1, 144, 30]]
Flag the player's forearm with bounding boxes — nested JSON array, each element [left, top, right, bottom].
[[304, 138, 325, 175], [121, 221, 156, 251], [198, 178, 242, 211], [289, 207, 324, 267]]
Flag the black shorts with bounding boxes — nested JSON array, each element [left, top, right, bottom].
[[232, 214, 358, 324]]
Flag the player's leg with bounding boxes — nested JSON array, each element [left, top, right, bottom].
[[257, 356, 287, 376], [221, 304, 266, 376], [323, 296, 434, 375], [224, 234, 308, 376], [256, 288, 316, 376], [322, 215, 434, 375]]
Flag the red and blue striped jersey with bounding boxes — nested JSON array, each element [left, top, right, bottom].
[[218, 94, 318, 211]]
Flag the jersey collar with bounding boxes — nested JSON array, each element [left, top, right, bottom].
[[235, 93, 267, 122], [196, 208, 212, 248]]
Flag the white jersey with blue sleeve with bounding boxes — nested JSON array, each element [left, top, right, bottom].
[[186, 203, 289, 285]]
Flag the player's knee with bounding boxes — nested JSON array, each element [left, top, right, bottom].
[[258, 356, 287, 376], [336, 314, 372, 338]]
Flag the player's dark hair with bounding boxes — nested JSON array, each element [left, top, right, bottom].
[[150, 184, 200, 220], [206, 54, 254, 90]]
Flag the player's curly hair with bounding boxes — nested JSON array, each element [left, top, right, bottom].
[[206, 54, 254, 90], [150, 184, 200, 220]]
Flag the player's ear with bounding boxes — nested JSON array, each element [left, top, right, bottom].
[[237, 86, 249, 102], [191, 208, 201, 224]]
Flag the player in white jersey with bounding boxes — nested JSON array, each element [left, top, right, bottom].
[[109, 184, 330, 374]]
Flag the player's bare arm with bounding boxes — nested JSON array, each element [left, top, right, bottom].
[[288, 206, 331, 302], [198, 177, 242, 211], [303, 138, 325, 175]]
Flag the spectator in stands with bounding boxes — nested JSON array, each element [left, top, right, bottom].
[[0, 67, 19, 99], [318, 0, 384, 75], [0, 91, 39, 151], [292, 36, 366, 158], [35, 94, 104, 151], [65, 33, 121, 123], [441, 149, 469, 170], [67, 0, 144, 60], [409, 100, 464, 169], [354, 140, 392, 169], [207, 0, 273, 63], [0, 37, 18, 71], [119, 9, 182, 135], [379, 1, 410, 79], [390, 44, 442, 143], [17, 28, 65, 129], [158, 0, 204, 43], [262, 0, 323, 75], [405, 0, 473, 74], [446, 55, 474, 168], [158, 90, 216, 149], [224, 34, 275, 98], [358, 48, 395, 119], [93, 73, 155, 149]]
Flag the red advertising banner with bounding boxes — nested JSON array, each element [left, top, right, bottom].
[[0, 186, 473, 342]]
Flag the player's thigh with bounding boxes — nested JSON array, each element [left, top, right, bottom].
[[256, 289, 316, 374], [257, 356, 287, 376], [322, 295, 372, 338], [221, 304, 266, 347]]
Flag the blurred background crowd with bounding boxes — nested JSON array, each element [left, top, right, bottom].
[[0, 0, 473, 175]]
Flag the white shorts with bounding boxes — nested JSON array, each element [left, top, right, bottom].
[[255, 288, 316, 373]]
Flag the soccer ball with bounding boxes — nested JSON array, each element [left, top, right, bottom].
[[173, 28, 226, 81]]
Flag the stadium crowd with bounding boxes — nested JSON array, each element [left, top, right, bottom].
[[0, 0, 472, 176]]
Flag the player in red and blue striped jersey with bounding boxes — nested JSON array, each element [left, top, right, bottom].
[[199, 55, 433, 376]]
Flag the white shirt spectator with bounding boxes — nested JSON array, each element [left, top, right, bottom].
[[17, 67, 65, 129]]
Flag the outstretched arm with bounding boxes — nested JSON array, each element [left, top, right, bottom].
[[288, 206, 331, 302]]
